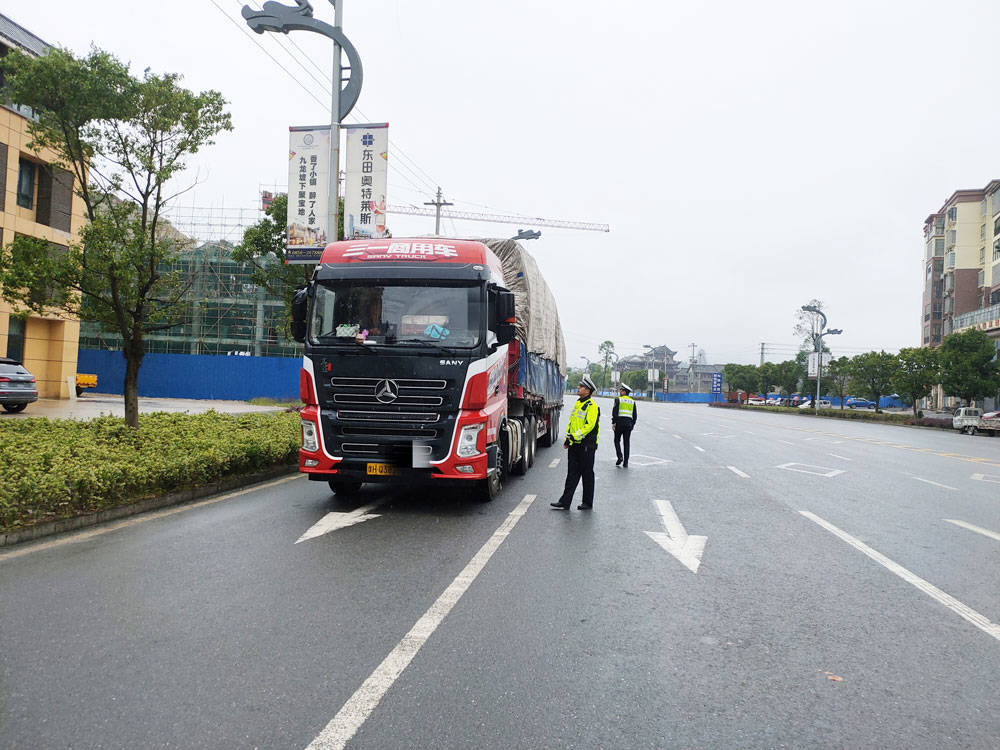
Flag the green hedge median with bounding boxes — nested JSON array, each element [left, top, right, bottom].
[[708, 401, 954, 429], [0, 411, 301, 533]]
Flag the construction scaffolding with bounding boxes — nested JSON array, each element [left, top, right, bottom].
[[79, 242, 301, 358]]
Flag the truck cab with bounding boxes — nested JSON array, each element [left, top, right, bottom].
[[292, 238, 558, 501]]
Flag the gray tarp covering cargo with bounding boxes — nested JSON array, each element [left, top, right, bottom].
[[479, 238, 567, 376]]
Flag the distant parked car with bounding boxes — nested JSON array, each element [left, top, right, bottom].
[[0, 357, 39, 413], [846, 397, 875, 409], [746, 397, 766, 406], [798, 399, 832, 410]]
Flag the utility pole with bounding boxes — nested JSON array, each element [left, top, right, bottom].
[[689, 343, 697, 392], [328, 0, 343, 244], [424, 187, 454, 235], [760, 342, 765, 367]]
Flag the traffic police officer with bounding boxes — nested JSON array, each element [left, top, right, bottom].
[[551, 374, 600, 510], [612, 383, 637, 467]]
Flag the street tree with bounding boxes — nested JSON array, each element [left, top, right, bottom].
[[231, 192, 345, 322], [0, 47, 232, 428], [757, 362, 777, 397], [774, 360, 802, 402], [848, 351, 899, 413], [825, 356, 852, 409], [723, 363, 758, 394], [892, 346, 940, 416], [622, 369, 649, 394], [938, 328, 1000, 406], [598, 340, 616, 392]]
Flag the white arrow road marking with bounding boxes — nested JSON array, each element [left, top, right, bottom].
[[944, 518, 1000, 543], [627, 454, 673, 467], [305, 494, 537, 750], [800, 511, 1000, 643], [776, 462, 844, 478], [912, 477, 957, 491], [644, 499, 707, 574], [971, 473, 1000, 484], [727, 466, 750, 478], [296, 503, 382, 544]]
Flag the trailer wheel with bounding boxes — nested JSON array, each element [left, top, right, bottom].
[[540, 409, 560, 448], [328, 479, 363, 496]]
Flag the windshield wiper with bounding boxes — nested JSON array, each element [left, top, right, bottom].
[[389, 338, 466, 356], [315, 337, 379, 353]]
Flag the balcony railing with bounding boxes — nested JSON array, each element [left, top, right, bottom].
[[952, 301, 1000, 331]]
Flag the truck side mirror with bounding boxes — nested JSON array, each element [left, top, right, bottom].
[[495, 322, 516, 346], [291, 286, 308, 343], [488, 286, 517, 347]]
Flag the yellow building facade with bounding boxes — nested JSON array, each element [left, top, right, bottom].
[[0, 15, 88, 399]]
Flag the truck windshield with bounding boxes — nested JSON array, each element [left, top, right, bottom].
[[310, 282, 482, 348]]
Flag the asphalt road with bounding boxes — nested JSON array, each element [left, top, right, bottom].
[[2, 398, 999, 749]]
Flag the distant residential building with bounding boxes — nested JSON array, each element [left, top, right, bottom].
[[0, 14, 88, 398], [922, 182, 1000, 348]]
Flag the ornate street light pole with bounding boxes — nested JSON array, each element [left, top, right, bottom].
[[801, 305, 842, 415], [242, 0, 364, 245]]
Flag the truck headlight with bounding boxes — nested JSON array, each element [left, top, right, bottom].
[[301, 420, 319, 452], [457, 422, 484, 458]]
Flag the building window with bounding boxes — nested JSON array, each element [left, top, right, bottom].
[[5, 316, 25, 363], [980, 247, 986, 264], [16, 159, 35, 209]]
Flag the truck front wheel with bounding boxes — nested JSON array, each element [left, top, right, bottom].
[[328, 479, 363, 495]]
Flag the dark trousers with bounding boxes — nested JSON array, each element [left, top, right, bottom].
[[614, 424, 633, 464], [558, 443, 595, 507]]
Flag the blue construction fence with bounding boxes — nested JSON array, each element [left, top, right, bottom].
[[593, 391, 721, 403], [78, 350, 301, 401]]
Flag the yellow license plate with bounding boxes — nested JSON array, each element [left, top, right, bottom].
[[366, 462, 399, 476]]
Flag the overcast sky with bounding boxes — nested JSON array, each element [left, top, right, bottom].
[[6, 0, 999, 367]]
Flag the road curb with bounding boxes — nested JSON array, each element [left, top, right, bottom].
[[0, 464, 300, 549]]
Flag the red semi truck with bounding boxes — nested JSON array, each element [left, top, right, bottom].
[[290, 237, 567, 501]]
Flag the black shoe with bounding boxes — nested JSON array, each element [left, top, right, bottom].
[[623, 462, 628, 468], [550, 502, 570, 510], [615, 457, 623, 466], [577, 504, 593, 510]]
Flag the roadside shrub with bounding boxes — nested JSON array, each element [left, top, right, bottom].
[[0, 411, 300, 532]]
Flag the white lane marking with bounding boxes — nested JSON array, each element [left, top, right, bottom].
[[645, 499, 706, 574], [800, 511, 1000, 643], [829, 453, 852, 461], [727, 466, 750, 478], [0, 474, 303, 563], [693, 446, 706, 453], [776, 463, 844, 478], [944, 519, 1000, 543], [673, 434, 683, 440], [912, 477, 958, 491], [548, 458, 560, 468], [778, 439, 794, 445], [971, 473, 1000, 484], [296, 504, 382, 544], [306, 494, 537, 750]]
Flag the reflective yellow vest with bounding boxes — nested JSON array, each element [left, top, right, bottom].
[[566, 397, 600, 446], [617, 395, 635, 419]]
